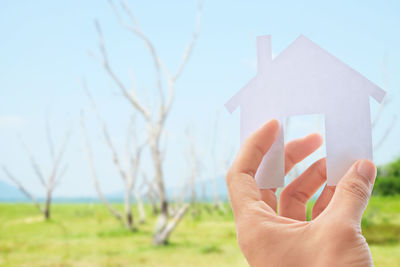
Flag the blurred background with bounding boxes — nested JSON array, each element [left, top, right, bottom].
[[0, 0, 399, 266]]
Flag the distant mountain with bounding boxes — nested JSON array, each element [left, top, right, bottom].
[[0, 181, 102, 203], [166, 176, 229, 202], [99, 176, 229, 202], [0, 180, 28, 201], [0, 176, 230, 203]]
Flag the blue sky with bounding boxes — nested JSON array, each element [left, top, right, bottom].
[[0, 0, 399, 197]]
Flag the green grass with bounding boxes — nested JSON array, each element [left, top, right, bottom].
[[0, 196, 399, 266]]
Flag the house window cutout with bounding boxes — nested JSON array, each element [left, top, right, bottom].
[[284, 114, 326, 187]]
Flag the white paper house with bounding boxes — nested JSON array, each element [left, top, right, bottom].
[[225, 35, 386, 189]]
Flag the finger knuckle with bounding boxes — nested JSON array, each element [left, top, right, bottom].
[[293, 190, 310, 203], [316, 159, 327, 180], [282, 187, 309, 204], [279, 187, 289, 199], [334, 221, 361, 241], [339, 222, 358, 236]]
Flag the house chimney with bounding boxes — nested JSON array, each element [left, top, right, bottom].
[[257, 35, 272, 73]]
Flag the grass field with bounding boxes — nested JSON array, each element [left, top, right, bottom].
[[0, 196, 399, 266]]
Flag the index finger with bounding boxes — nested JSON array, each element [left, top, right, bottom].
[[229, 119, 280, 177], [226, 119, 280, 213]]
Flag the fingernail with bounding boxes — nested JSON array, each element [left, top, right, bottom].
[[357, 160, 376, 183]]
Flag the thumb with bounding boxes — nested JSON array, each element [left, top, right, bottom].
[[327, 160, 376, 223]]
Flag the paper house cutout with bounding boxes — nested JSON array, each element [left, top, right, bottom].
[[225, 35, 386, 189]]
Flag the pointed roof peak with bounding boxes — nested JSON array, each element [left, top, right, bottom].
[[225, 34, 386, 113], [292, 34, 319, 49]]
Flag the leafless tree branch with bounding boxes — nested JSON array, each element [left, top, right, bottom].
[[82, 80, 146, 230], [52, 164, 68, 190], [153, 204, 189, 245], [3, 118, 69, 220], [93, 0, 202, 244], [374, 115, 397, 151], [109, 0, 165, 108], [172, 0, 202, 82], [47, 129, 71, 190], [1, 165, 44, 213], [19, 137, 46, 188], [185, 129, 201, 217], [45, 114, 56, 162], [82, 79, 129, 183], [81, 110, 123, 222], [372, 96, 392, 129], [163, 0, 202, 123], [94, 20, 151, 121]]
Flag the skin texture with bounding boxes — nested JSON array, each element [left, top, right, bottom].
[[226, 119, 377, 267]]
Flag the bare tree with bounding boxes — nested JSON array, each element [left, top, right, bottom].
[[133, 188, 146, 224], [211, 115, 222, 212], [142, 172, 159, 215], [372, 53, 397, 151], [1, 121, 70, 220], [201, 180, 211, 214], [126, 117, 147, 225], [91, 0, 202, 245], [210, 112, 233, 213], [372, 96, 397, 152], [186, 129, 201, 218], [81, 83, 145, 231]]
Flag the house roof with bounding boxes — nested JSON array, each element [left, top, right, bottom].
[[225, 35, 386, 114]]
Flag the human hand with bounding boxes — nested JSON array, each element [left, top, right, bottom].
[[226, 119, 376, 267]]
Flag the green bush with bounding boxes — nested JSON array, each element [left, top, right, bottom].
[[374, 158, 400, 196], [374, 176, 400, 196]]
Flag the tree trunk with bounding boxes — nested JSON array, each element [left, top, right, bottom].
[[124, 187, 135, 231], [151, 141, 168, 236], [151, 144, 168, 218], [154, 211, 168, 235], [153, 204, 188, 245], [190, 173, 198, 219], [202, 182, 212, 214], [213, 178, 225, 214], [134, 190, 146, 224], [44, 189, 52, 220], [149, 192, 158, 215], [44, 207, 50, 220]]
